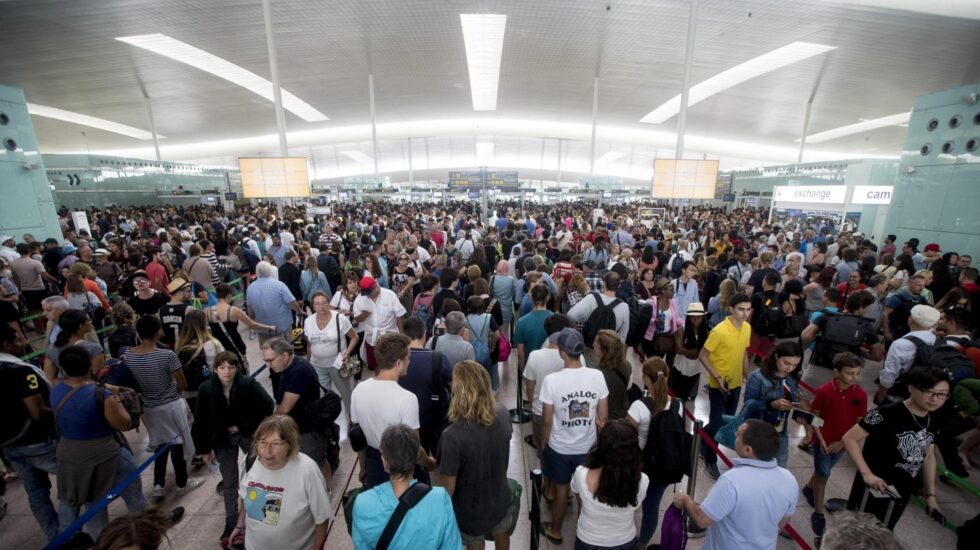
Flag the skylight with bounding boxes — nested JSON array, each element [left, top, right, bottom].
[[595, 151, 627, 164], [460, 14, 507, 111], [27, 103, 161, 140], [640, 42, 836, 124], [116, 33, 328, 122], [475, 141, 495, 157], [341, 150, 374, 164], [800, 112, 911, 143]]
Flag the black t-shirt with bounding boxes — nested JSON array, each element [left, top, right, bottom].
[[129, 291, 168, 317], [0, 361, 56, 446], [859, 401, 937, 494], [269, 356, 320, 433], [746, 267, 779, 292], [500, 238, 516, 261]]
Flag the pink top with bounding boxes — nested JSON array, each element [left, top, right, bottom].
[[644, 297, 682, 340]]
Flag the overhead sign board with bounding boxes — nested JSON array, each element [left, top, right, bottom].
[[851, 185, 894, 205], [772, 185, 847, 204], [580, 176, 623, 190], [722, 193, 736, 202], [448, 170, 519, 191], [344, 175, 387, 189]]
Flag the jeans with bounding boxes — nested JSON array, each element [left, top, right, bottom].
[[704, 387, 741, 465], [58, 498, 108, 539], [776, 431, 789, 468], [117, 447, 150, 513], [153, 444, 188, 488], [214, 435, 252, 536], [638, 482, 670, 544], [488, 362, 500, 392], [3, 441, 59, 541]]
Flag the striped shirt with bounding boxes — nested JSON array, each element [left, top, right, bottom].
[[123, 348, 183, 408]]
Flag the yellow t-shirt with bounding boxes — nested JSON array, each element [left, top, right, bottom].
[[703, 317, 751, 389]]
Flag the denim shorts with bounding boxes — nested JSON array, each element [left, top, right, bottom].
[[542, 446, 586, 485], [813, 445, 845, 477]]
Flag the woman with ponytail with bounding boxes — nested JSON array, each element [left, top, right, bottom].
[[569, 418, 647, 550], [626, 357, 673, 549]]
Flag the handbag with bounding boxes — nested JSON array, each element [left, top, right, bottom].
[[208, 306, 250, 374], [334, 314, 362, 379], [654, 332, 676, 355], [83, 292, 107, 323], [714, 399, 759, 449]]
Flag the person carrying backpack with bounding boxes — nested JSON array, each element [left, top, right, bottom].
[[568, 271, 629, 348], [627, 357, 692, 549], [749, 271, 783, 360], [882, 274, 929, 346], [877, 305, 939, 405]]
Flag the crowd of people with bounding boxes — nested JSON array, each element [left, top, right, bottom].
[[0, 198, 978, 549]]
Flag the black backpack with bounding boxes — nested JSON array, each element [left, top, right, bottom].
[[888, 336, 976, 400], [888, 293, 927, 338], [322, 254, 341, 278], [583, 293, 621, 348], [625, 297, 654, 347], [177, 348, 211, 392], [813, 313, 869, 366], [642, 398, 693, 484], [669, 255, 685, 278], [753, 292, 785, 337]]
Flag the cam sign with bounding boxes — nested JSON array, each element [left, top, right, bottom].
[[772, 185, 847, 204], [851, 185, 894, 205]]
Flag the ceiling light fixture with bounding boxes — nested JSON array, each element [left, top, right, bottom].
[[640, 41, 836, 124], [341, 150, 374, 164], [460, 14, 507, 111], [116, 33, 328, 122], [800, 112, 911, 143], [595, 151, 627, 164], [26, 103, 161, 140], [475, 141, 494, 156]]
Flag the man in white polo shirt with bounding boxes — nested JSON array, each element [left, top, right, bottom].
[[353, 275, 406, 371], [539, 328, 609, 545]]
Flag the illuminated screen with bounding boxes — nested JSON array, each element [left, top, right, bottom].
[[239, 157, 311, 198], [652, 159, 719, 199]]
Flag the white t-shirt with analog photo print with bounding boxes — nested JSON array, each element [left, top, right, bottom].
[[539, 366, 609, 455]]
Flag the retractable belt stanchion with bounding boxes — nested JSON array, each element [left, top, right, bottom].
[[687, 417, 704, 534], [509, 364, 531, 424], [529, 468, 543, 550]]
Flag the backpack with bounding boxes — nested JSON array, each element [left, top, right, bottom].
[[468, 316, 492, 368], [754, 292, 785, 337], [813, 313, 869, 366], [660, 504, 689, 550], [241, 248, 260, 273], [94, 383, 143, 431], [583, 293, 622, 348], [322, 254, 341, 279], [669, 254, 685, 278], [411, 294, 435, 332], [625, 297, 654, 347], [96, 356, 143, 393], [176, 347, 211, 392], [641, 398, 693, 484], [905, 336, 976, 382], [888, 293, 927, 337]]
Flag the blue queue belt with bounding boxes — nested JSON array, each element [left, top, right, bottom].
[[45, 362, 269, 548]]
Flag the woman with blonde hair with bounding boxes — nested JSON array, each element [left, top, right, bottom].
[[707, 279, 735, 329], [558, 272, 589, 314], [300, 255, 331, 308], [233, 415, 330, 550], [438, 360, 513, 549], [593, 330, 632, 420], [175, 310, 224, 412]]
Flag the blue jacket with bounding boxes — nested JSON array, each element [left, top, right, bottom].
[[742, 369, 799, 433]]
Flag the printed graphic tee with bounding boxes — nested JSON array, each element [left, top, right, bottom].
[[539, 366, 609, 455], [858, 401, 938, 494], [240, 453, 332, 549]]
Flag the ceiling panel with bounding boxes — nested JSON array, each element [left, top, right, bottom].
[[0, 0, 977, 162]]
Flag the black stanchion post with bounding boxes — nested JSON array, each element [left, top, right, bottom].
[[530, 468, 543, 550], [509, 364, 531, 424], [687, 418, 706, 538]]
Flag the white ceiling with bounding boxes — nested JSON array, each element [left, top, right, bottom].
[[2, 0, 979, 171]]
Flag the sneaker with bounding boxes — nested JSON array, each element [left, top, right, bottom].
[[811, 512, 826, 537], [167, 506, 186, 525], [151, 484, 165, 500], [703, 462, 721, 480], [216, 480, 224, 494], [176, 477, 206, 497], [802, 484, 815, 507]]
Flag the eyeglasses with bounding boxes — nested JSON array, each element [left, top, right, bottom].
[[261, 352, 283, 364], [257, 439, 286, 449], [921, 390, 950, 401]]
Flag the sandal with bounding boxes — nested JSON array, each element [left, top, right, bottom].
[[540, 521, 563, 545]]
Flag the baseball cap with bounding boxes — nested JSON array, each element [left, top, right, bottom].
[[359, 275, 376, 291], [555, 328, 585, 356], [130, 270, 149, 281], [924, 243, 941, 253], [167, 278, 191, 293], [910, 305, 939, 329]]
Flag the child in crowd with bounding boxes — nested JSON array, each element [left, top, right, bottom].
[[801, 352, 867, 543]]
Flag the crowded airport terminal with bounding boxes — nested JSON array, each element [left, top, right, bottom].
[[1, 1, 979, 549]]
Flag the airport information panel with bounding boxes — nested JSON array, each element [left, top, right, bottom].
[[239, 157, 311, 198], [448, 170, 519, 191], [652, 159, 718, 199]]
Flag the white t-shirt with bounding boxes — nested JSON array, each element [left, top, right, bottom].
[[240, 453, 332, 550], [354, 288, 406, 345], [350, 379, 420, 449], [627, 399, 672, 449], [304, 313, 352, 369], [330, 293, 359, 328], [539, 367, 609, 455], [571, 466, 649, 547], [523, 347, 564, 416]]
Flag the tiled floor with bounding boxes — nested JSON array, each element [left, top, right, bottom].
[[0, 326, 973, 549]]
